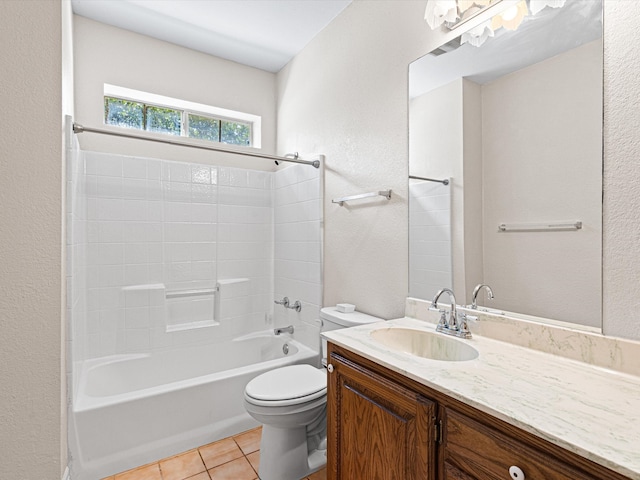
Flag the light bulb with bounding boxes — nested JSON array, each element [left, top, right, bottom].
[[491, 0, 528, 31], [501, 5, 519, 21]]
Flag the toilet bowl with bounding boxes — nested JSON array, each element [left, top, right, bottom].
[[244, 364, 327, 480], [243, 307, 383, 480]]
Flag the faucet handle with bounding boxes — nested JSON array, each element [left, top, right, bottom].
[[456, 312, 473, 339], [465, 313, 478, 323], [429, 306, 448, 327], [275, 297, 290, 307], [290, 300, 302, 313]]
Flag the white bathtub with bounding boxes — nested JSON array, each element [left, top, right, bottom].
[[70, 332, 318, 480]]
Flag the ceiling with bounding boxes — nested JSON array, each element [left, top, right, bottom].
[[71, 0, 352, 73]]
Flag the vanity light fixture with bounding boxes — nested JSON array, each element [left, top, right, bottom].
[[425, 0, 566, 47]]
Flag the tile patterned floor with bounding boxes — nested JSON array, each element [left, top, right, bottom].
[[101, 427, 327, 480]]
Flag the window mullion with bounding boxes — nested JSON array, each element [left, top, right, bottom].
[[142, 104, 148, 132], [182, 111, 188, 138]]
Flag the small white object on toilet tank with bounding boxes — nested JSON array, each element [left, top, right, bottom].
[[336, 303, 355, 313]]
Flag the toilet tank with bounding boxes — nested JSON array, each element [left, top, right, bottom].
[[320, 307, 383, 364]]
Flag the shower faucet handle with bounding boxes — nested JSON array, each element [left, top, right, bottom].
[[274, 297, 290, 308]]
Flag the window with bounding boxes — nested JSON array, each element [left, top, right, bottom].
[[104, 97, 143, 130], [188, 114, 219, 141], [103, 85, 260, 148]]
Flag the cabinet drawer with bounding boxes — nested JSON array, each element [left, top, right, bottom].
[[443, 408, 598, 480]]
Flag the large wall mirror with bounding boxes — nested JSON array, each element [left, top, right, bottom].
[[408, 0, 603, 329]]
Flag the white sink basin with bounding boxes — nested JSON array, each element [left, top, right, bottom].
[[370, 327, 479, 362]]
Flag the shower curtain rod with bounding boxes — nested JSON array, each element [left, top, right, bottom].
[[72, 123, 321, 169], [409, 175, 449, 185]]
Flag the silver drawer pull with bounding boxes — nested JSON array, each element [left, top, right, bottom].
[[509, 466, 525, 480], [327, 364, 334, 373]]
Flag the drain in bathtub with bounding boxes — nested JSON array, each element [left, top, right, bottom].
[[283, 343, 290, 355]]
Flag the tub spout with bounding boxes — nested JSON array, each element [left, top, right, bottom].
[[274, 325, 294, 335]]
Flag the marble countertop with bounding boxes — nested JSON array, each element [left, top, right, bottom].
[[323, 316, 640, 479]]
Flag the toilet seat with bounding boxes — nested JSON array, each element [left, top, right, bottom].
[[245, 364, 326, 407]]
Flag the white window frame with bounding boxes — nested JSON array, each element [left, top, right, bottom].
[[104, 84, 262, 148]]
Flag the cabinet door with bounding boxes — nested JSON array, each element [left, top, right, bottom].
[[327, 352, 436, 480]]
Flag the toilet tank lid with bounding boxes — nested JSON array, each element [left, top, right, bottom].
[[320, 307, 383, 327]]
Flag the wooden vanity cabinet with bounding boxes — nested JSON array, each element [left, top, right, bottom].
[[327, 349, 437, 480], [327, 343, 630, 480]]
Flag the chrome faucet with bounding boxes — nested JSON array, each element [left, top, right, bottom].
[[471, 284, 494, 309], [274, 325, 294, 335], [429, 288, 472, 339], [431, 288, 458, 330]]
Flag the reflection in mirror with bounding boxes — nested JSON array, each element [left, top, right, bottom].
[[409, 0, 603, 329]]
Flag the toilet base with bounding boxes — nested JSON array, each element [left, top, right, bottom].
[[258, 424, 326, 480]]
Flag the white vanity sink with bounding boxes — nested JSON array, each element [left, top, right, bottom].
[[370, 327, 479, 362]]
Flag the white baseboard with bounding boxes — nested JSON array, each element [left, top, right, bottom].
[[62, 466, 70, 480]]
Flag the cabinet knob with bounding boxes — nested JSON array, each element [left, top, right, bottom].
[[509, 466, 525, 480], [327, 363, 334, 373]]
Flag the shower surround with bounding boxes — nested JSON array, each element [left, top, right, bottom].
[[66, 146, 322, 479]]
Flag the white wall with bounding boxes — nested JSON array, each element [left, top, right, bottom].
[[277, 0, 439, 319], [461, 79, 484, 303], [482, 40, 602, 326], [73, 15, 277, 170], [603, 1, 640, 339], [0, 1, 66, 478]]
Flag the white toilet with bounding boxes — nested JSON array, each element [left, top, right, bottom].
[[244, 307, 382, 480]]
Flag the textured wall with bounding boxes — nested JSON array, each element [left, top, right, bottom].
[[276, 0, 440, 319], [0, 1, 65, 478], [603, 0, 640, 339]]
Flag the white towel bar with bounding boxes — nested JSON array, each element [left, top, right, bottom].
[[332, 190, 392, 206], [498, 221, 582, 232]]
